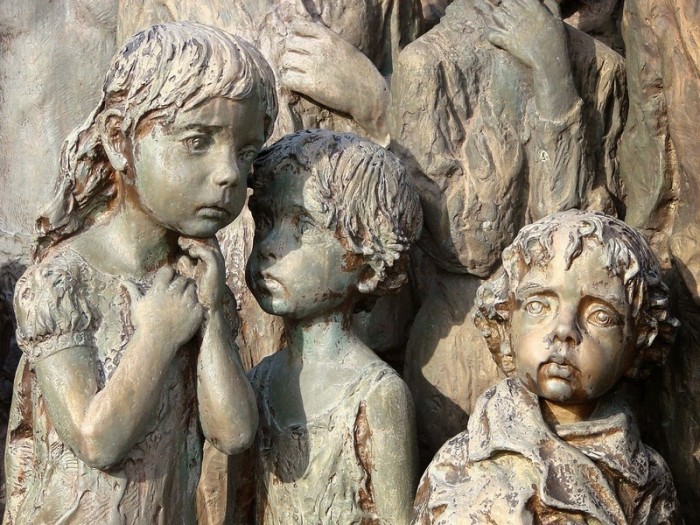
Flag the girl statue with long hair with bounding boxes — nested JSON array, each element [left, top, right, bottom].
[[4, 22, 277, 525]]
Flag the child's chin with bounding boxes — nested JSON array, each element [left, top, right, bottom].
[[253, 293, 291, 317], [540, 377, 578, 402]]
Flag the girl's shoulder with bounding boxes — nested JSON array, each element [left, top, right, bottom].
[[14, 246, 99, 363]]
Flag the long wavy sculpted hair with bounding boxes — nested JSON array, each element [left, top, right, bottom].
[[474, 210, 680, 380], [33, 21, 278, 262]]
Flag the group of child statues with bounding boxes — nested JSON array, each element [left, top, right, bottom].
[[3, 12, 685, 525]]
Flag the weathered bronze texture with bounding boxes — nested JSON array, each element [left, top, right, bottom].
[[2, 22, 275, 524], [228, 129, 423, 524], [414, 210, 682, 524], [391, 0, 626, 464]]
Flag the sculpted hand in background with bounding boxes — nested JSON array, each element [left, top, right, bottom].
[[279, 19, 390, 139], [480, 0, 578, 120]]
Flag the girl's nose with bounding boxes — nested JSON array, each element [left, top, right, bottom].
[[213, 151, 241, 187]]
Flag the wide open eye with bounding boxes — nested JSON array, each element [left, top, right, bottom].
[[524, 299, 549, 316], [586, 306, 621, 328]]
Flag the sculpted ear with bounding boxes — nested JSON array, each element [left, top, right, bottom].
[[357, 267, 381, 294], [98, 109, 129, 172], [357, 263, 382, 295]]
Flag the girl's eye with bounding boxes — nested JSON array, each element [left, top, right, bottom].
[[587, 307, 620, 328], [239, 147, 259, 165], [524, 299, 548, 316], [183, 134, 213, 153]]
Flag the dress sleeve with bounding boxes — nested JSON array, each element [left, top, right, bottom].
[[13, 264, 94, 364]]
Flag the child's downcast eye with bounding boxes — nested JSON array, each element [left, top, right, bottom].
[[182, 134, 214, 153]]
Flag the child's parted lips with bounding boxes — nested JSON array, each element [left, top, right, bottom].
[[541, 361, 578, 380]]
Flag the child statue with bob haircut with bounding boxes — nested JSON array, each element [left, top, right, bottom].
[[5, 22, 277, 525], [230, 129, 423, 524], [413, 210, 682, 524]]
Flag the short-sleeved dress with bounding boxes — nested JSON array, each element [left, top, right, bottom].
[[230, 355, 410, 524], [3, 247, 225, 525]]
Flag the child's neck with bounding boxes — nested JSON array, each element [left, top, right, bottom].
[[540, 398, 598, 426], [81, 197, 176, 278], [284, 310, 359, 364]]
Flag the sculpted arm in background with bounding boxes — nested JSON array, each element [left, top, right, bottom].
[[364, 376, 419, 524], [481, 0, 590, 220], [390, 39, 526, 277], [179, 238, 258, 454], [278, 0, 420, 143], [279, 19, 390, 141], [29, 266, 203, 469]]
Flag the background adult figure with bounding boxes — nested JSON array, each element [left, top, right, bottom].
[[391, 0, 626, 465], [620, 0, 700, 520]]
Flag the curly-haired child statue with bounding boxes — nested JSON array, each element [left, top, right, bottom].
[[413, 210, 682, 524]]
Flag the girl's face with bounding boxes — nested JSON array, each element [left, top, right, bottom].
[[131, 96, 266, 237]]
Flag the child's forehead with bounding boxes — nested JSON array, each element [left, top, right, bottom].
[[256, 168, 324, 215], [516, 238, 628, 302]]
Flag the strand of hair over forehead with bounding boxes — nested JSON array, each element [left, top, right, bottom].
[[107, 22, 269, 131], [314, 135, 422, 266]]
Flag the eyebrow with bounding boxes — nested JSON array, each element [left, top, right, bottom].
[[516, 282, 549, 295], [584, 293, 628, 314], [180, 123, 221, 132]]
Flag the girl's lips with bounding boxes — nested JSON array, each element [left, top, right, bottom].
[[196, 206, 230, 219]]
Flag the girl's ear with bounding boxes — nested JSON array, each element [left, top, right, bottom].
[[356, 261, 384, 295], [99, 109, 129, 172]]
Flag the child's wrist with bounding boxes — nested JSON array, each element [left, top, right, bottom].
[[202, 307, 226, 329], [131, 329, 179, 356]]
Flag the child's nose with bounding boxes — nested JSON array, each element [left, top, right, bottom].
[[549, 305, 582, 346], [258, 230, 284, 260], [212, 157, 241, 187]]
